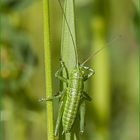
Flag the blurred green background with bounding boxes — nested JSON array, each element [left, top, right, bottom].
[[0, 0, 139, 140]]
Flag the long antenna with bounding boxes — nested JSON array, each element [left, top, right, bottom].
[[58, 0, 78, 66], [81, 36, 121, 66]]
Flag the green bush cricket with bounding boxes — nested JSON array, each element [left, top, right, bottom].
[[40, 0, 120, 136]]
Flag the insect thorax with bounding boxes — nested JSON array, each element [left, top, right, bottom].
[[68, 68, 84, 92], [70, 67, 84, 78]]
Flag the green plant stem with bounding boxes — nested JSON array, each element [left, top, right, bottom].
[[43, 0, 54, 140], [4, 98, 15, 140], [91, 16, 110, 140], [0, 15, 3, 140]]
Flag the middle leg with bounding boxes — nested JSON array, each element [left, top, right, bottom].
[[39, 91, 65, 102]]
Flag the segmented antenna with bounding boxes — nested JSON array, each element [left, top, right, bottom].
[[58, 0, 78, 67], [81, 36, 121, 66]]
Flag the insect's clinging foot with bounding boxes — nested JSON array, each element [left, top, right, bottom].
[[38, 98, 46, 102], [38, 96, 53, 102], [80, 130, 84, 135], [62, 131, 65, 135], [59, 58, 64, 63]]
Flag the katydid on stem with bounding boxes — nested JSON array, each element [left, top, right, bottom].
[[40, 0, 120, 137]]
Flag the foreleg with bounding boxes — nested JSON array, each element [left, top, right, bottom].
[[55, 60, 69, 83]]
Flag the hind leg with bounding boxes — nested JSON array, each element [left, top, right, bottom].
[[55, 100, 64, 136], [83, 92, 92, 101], [79, 100, 86, 133], [79, 91, 92, 133]]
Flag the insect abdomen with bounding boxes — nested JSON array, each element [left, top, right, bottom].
[[62, 90, 81, 132], [62, 68, 84, 133]]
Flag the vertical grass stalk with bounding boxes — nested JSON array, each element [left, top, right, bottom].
[[43, 0, 54, 139], [91, 17, 110, 140], [0, 18, 3, 140], [4, 99, 15, 140]]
